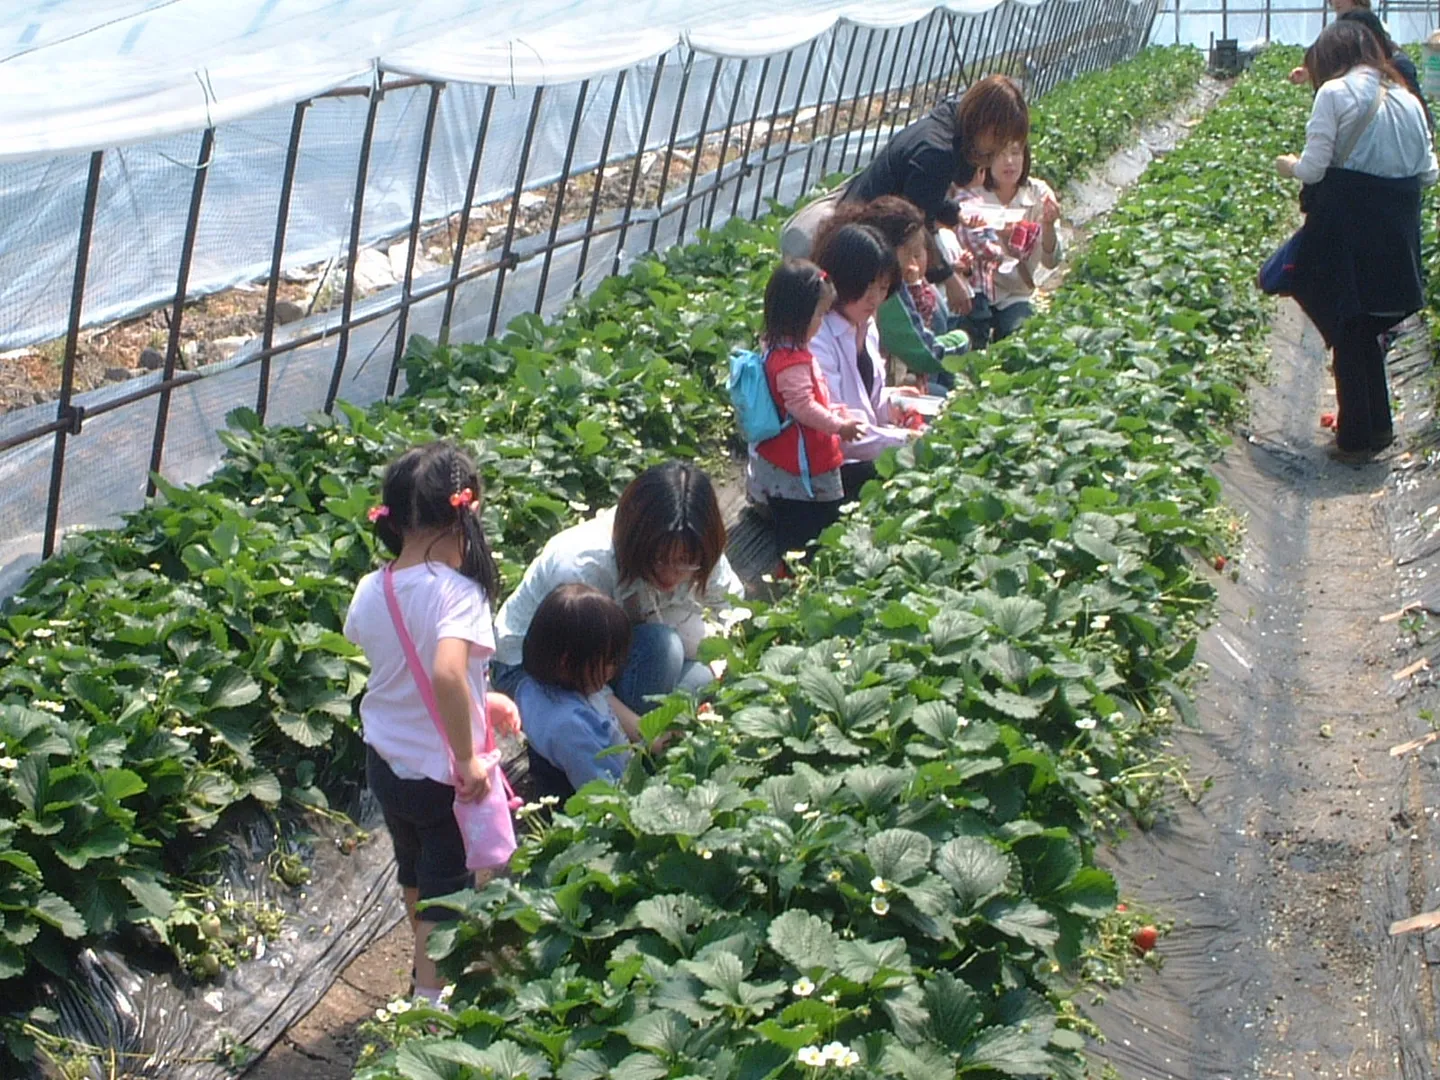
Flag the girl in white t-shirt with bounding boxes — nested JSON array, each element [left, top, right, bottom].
[[344, 440, 517, 1005]]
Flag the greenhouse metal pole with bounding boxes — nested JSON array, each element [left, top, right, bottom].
[[752, 50, 793, 217], [1144, 0, 1162, 55], [1008, 2, 1035, 82], [705, 59, 748, 230], [800, 35, 839, 193], [837, 30, 876, 174], [971, 8, 1000, 83], [575, 73, 626, 295], [439, 86, 495, 343], [1084, 0, 1106, 72], [614, 53, 669, 274], [886, 20, 922, 131], [851, 29, 890, 172], [256, 101, 308, 422], [650, 50, 696, 251], [388, 82, 444, 396], [41, 150, 104, 559], [906, 14, 940, 121], [987, 5, 1017, 82], [818, 28, 861, 180], [679, 59, 725, 238], [488, 86, 545, 337], [1045, 0, 1082, 93], [773, 39, 819, 202], [536, 79, 591, 315], [730, 56, 772, 219], [950, 13, 977, 93], [323, 82, 383, 414], [147, 127, 215, 496], [867, 27, 906, 167], [1028, 0, 1058, 91], [1080, 0, 1101, 73]]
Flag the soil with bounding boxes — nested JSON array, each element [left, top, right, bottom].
[[1092, 306, 1438, 1077]]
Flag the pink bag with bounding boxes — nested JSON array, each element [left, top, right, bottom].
[[382, 565, 518, 871]]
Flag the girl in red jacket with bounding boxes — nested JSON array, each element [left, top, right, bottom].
[[747, 259, 863, 556]]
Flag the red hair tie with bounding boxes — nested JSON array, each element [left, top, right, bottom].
[[367, 505, 390, 523]]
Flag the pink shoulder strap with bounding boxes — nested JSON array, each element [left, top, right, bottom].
[[380, 565, 518, 809], [382, 564, 463, 766]]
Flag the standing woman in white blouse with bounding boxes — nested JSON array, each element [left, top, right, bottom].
[[1276, 21, 1438, 461]]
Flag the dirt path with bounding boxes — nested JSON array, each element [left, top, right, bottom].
[[1093, 303, 1437, 1077]]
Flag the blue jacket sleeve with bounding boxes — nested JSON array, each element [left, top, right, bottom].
[[522, 684, 631, 790]]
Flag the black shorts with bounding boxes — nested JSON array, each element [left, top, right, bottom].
[[366, 745, 470, 921]]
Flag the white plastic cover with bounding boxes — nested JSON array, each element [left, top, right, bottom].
[[0, 0, 1067, 162]]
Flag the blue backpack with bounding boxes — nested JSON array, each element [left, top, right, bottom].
[[728, 347, 812, 497]]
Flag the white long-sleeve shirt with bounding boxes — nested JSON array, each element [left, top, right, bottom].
[[1294, 65, 1438, 186], [492, 508, 744, 666], [809, 310, 911, 464]]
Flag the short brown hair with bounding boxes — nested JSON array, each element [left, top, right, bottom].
[[956, 76, 1029, 176], [522, 584, 631, 694], [613, 462, 726, 591]]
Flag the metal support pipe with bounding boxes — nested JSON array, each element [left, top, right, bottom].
[[799, 33, 840, 193], [868, 25, 906, 166], [41, 150, 104, 558], [487, 86, 545, 338], [614, 53, 669, 275], [680, 58, 725, 238], [903, 15, 938, 126], [705, 58, 748, 229], [650, 49, 696, 251], [836, 29, 876, 174], [819, 27, 861, 180], [948, 12, 975, 93], [536, 79, 590, 314], [439, 85, 495, 343], [730, 56, 772, 219], [575, 72, 626, 295], [387, 81, 444, 396], [146, 128, 214, 496], [323, 80, 383, 414], [851, 29, 890, 173], [973, 7, 1000, 84], [773, 39, 818, 202], [256, 101, 308, 421], [752, 49, 793, 217]]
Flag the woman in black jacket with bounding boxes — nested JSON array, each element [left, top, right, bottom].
[[781, 75, 1029, 311]]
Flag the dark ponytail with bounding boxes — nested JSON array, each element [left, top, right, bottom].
[[375, 441, 501, 602]]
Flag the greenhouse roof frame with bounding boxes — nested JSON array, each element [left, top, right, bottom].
[[0, 0, 1123, 162]]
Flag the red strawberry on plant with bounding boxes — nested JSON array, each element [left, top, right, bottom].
[[1132, 925, 1159, 955]]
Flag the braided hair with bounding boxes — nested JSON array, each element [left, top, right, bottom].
[[373, 441, 501, 601]]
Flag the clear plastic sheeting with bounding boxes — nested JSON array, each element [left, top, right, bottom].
[[0, 0, 1088, 161]]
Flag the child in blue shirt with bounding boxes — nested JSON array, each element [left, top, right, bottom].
[[514, 583, 635, 799]]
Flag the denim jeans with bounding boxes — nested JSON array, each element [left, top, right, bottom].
[[612, 623, 712, 714], [492, 622, 711, 716]]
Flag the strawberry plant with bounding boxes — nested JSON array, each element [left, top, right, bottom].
[[0, 46, 1214, 1072], [349, 48, 1309, 1080], [1029, 45, 1205, 191]]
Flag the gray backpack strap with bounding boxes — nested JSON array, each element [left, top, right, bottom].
[[1334, 78, 1389, 167]]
